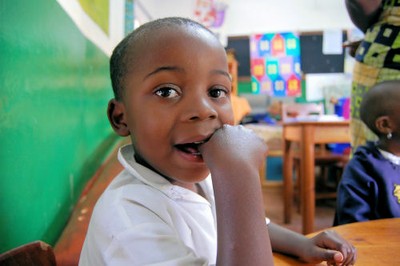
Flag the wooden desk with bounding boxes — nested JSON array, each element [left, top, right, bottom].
[[282, 120, 350, 234], [273, 218, 400, 265]]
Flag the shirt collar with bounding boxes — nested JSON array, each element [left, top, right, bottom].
[[377, 147, 400, 166], [118, 144, 213, 203]]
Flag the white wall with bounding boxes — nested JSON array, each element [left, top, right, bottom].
[[135, 0, 355, 36], [226, 0, 354, 35]]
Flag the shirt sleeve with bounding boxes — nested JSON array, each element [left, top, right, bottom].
[[336, 156, 375, 224]]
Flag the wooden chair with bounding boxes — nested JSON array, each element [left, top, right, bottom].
[[281, 103, 348, 222], [0, 241, 56, 266]]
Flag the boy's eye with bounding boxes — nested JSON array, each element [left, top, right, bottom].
[[154, 85, 180, 98], [209, 86, 229, 98]]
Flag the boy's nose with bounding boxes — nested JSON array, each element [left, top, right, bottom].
[[184, 97, 218, 121]]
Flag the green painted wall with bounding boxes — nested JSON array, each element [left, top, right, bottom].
[[0, 1, 119, 252]]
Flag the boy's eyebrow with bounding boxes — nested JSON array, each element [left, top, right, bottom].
[[144, 66, 232, 81], [212, 69, 232, 81], [144, 66, 183, 80]]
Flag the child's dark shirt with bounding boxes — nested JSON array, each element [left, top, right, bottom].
[[335, 141, 400, 225]]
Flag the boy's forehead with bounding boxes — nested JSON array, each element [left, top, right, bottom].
[[140, 24, 215, 46], [127, 25, 225, 67]]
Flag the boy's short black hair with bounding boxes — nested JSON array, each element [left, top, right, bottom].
[[360, 80, 400, 136], [109, 17, 215, 101]]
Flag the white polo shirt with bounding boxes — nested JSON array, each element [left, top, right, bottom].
[[80, 145, 270, 265], [80, 145, 217, 265]]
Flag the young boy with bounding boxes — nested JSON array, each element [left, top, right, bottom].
[[80, 17, 356, 265], [335, 80, 400, 225]]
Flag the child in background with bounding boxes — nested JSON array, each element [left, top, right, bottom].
[[80, 17, 356, 265], [335, 80, 400, 225]]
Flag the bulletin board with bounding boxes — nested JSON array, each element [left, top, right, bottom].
[[226, 31, 346, 84], [226, 36, 251, 77], [300, 31, 346, 74]]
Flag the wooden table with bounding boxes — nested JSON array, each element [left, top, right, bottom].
[[282, 120, 350, 234], [273, 218, 400, 265]]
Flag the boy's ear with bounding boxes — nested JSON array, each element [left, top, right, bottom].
[[375, 115, 392, 135], [107, 99, 130, 136]]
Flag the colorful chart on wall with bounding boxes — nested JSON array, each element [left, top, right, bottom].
[[250, 32, 301, 96]]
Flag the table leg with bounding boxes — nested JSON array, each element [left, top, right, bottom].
[[301, 125, 315, 234], [283, 139, 293, 224]]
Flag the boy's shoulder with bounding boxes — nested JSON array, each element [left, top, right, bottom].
[[352, 141, 382, 162], [347, 141, 399, 179], [343, 142, 382, 178]]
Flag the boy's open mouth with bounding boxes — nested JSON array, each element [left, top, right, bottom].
[[175, 140, 207, 156]]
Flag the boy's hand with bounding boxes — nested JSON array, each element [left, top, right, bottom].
[[199, 124, 267, 172], [299, 230, 357, 266]]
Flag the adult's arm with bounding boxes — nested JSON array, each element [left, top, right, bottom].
[[345, 0, 382, 32]]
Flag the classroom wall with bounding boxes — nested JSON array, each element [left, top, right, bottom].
[[225, 0, 353, 35], [136, 0, 354, 36], [0, 1, 118, 252]]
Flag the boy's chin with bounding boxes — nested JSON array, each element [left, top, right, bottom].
[[172, 169, 210, 184]]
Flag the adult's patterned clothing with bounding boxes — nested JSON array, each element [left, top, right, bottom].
[[350, 0, 400, 150]]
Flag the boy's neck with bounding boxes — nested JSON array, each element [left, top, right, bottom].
[[133, 153, 202, 194], [376, 140, 400, 157]]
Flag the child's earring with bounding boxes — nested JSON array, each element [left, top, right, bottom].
[[387, 132, 392, 140]]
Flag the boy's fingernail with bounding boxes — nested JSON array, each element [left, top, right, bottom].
[[334, 252, 343, 262]]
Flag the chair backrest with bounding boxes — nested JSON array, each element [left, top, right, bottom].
[[281, 103, 324, 121], [0, 241, 56, 266]]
